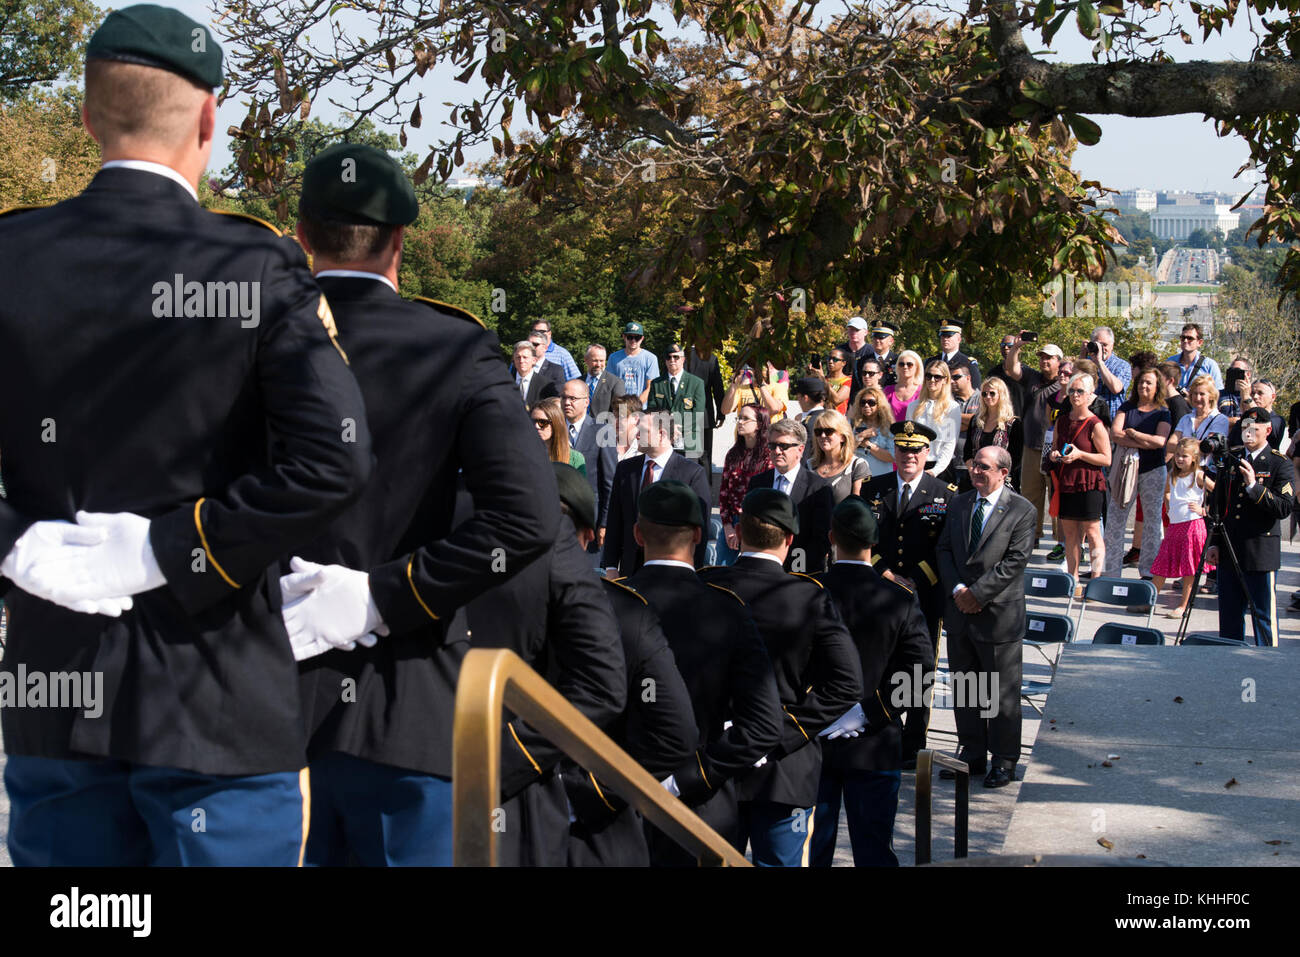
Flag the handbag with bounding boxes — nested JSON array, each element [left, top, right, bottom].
[[1110, 446, 1139, 507]]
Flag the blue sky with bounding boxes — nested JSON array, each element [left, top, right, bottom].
[[169, 0, 1263, 193]]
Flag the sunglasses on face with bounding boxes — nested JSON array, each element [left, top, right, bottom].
[[897, 362, 916, 369], [532, 419, 551, 429], [863, 368, 882, 376], [813, 428, 838, 438], [1059, 370, 1073, 378], [1180, 335, 1199, 342], [862, 399, 878, 407], [1067, 388, 1087, 396], [970, 462, 1001, 473], [768, 441, 801, 451], [981, 392, 998, 398], [952, 373, 967, 380], [926, 373, 948, 382]]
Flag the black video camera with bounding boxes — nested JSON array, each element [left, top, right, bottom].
[[1199, 433, 1241, 472]]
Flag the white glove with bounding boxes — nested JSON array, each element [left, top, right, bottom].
[[1, 519, 136, 616], [279, 557, 388, 662], [753, 755, 768, 768], [820, 702, 867, 740], [661, 775, 681, 798]]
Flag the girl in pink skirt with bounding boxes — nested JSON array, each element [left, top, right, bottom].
[[1151, 438, 1215, 617]]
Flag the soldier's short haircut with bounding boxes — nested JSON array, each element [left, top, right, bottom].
[[739, 513, 787, 551], [768, 418, 807, 446], [298, 212, 396, 262], [636, 518, 697, 552], [84, 60, 208, 150]]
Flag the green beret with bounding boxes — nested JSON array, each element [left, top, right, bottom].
[[891, 420, 936, 450], [301, 143, 419, 227], [638, 480, 703, 528], [742, 488, 799, 535], [87, 4, 223, 90], [553, 463, 596, 532], [832, 495, 878, 547]]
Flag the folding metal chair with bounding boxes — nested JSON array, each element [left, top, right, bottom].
[[1076, 576, 1158, 630], [1021, 611, 1074, 715], [1180, 632, 1249, 646], [1091, 622, 1165, 646], [1023, 569, 1076, 617]]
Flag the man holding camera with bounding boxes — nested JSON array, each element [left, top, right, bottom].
[[1207, 407, 1295, 646], [1082, 326, 1131, 421]]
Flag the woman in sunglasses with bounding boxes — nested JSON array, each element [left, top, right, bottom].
[[885, 349, 925, 422], [851, 385, 896, 477], [905, 359, 962, 479], [821, 351, 852, 414], [530, 397, 586, 476], [965, 376, 1024, 492], [1048, 372, 1112, 588], [810, 410, 871, 503]]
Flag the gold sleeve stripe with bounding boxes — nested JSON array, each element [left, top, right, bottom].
[[507, 723, 541, 775], [918, 560, 938, 586], [784, 706, 810, 742], [695, 751, 712, 790], [588, 772, 616, 812], [875, 688, 892, 720], [193, 498, 239, 588], [405, 556, 439, 620]]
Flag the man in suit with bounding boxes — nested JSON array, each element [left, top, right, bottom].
[[747, 418, 834, 572], [623, 481, 783, 866], [529, 330, 566, 392], [584, 343, 626, 419], [271, 143, 575, 866], [563, 378, 617, 547], [1208, 407, 1296, 646], [646, 342, 708, 459], [936, 446, 1037, 788], [860, 421, 956, 766], [699, 489, 862, 866], [0, 5, 373, 866], [514, 340, 559, 405], [686, 343, 726, 467], [812, 497, 932, 867], [602, 411, 710, 575], [928, 319, 982, 390]]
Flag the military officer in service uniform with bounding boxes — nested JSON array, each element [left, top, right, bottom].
[[699, 489, 862, 867], [273, 143, 579, 865], [0, 5, 374, 866], [869, 319, 902, 387], [860, 421, 955, 766], [1207, 407, 1296, 646], [928, 318, 982, 390], [813, 497, 932, 867], [624, 481, 784, 866], [645, 342, 708, 459]]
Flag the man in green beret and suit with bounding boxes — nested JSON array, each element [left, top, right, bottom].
[[646, 343, 708, 459]]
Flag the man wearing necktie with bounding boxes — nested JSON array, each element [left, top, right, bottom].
[[1207, 407, 1295, 645], [584, 343, 626, 418], [937, 446, 1037, 789], [647, 343, 707, 459], [746, 419, 834, 572]]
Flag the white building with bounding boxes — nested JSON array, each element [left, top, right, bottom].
[[1148, 203, 1240, 240], [1116, 188, 1157, 213]]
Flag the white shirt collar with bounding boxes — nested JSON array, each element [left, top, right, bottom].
[[315, 269, 398, 294], [101, 160, 197, 201], [569, 414, 587, 433], [975, 484, 1005, 511], [644, 559, 695, 570], [776, 463, 800, 486], [896, 473, 923, 497], [739, 551, 784, 565], [835, 559, 872, 566]]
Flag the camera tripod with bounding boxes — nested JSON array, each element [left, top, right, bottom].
[[1175, 462, 1266, 645]]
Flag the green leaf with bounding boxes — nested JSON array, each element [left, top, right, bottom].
[[1077, 0, 1099, 38], [1063, 112, 1102, 145]]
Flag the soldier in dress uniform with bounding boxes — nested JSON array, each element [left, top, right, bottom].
[[623, 481, 784, 866], [928, 318, 982, 390], [812, 497, 932, 867], [860, 421, 955, 767], [1207, 407, 1296, 646], [0, 5, 374, 866], [869, 319, 902, 387], [274, 143, 593, 865], [699, 489, 862, 867]]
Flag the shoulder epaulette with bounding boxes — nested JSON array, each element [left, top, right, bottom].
[[602, 577, 647, 605], [210, 209, 282, 235], [790, 571, 823, 588], [706, 582, 746, 606], [0, 204, 49, 219], [408, 295, 486, 329]]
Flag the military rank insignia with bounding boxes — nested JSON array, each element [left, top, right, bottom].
[[317, 295, 349, 365]]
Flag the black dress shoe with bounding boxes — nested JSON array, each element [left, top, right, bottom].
[[939, 751, 986, 778], [983, 763, 1016, 788]]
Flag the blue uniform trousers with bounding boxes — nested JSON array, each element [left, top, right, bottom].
[[1217, 568, 1277, 646], [304, 750, 453, 866], [811, 767, 902, 867], [734, 800, 815, 867], [5, 754, 307, 866]]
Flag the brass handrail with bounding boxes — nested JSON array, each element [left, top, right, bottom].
[[452, 648, 750, 867], [914, 749, 970, 865]]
